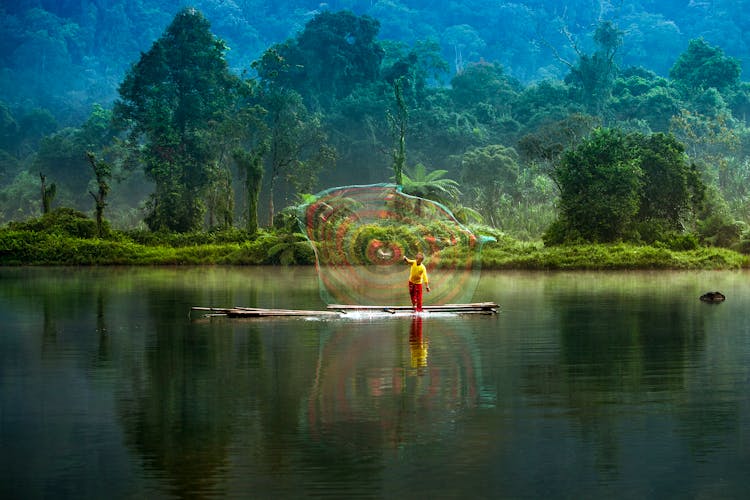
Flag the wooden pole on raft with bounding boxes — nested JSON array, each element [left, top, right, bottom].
[[327, 302, 498, 313]]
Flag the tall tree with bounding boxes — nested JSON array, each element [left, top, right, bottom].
[[86, 151, 111, 237], [253, 10, 384, 111], [388, 79, 408, 186], [552, 128, 642, 243], [261, 88, 334, 225], [460, 144, 521, 227], [559, 21, 623, 117], [669, 109, 739, 191], [113, 8, 240, 232], [517, 113, 598, 177], [670, 38, 741, 95], [211, 78, 269, 232], [381, 39, 449, 103], [232, 148, 265, 234], [39, 172, 56, 214], [632, 132, 704, 230], [442, 24, 485, 74], [450, 62, 519, 113], [548, 128, 705, 244], [32, 105, 117, 208]]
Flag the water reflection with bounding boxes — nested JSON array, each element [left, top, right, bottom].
[[305, 314, 488, 459], [511, 272, 742, 480], [409, 316, 428, 371], [116, 282, 237, 498], [2, 268, 750, 498]]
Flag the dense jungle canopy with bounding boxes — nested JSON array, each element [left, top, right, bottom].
[[2, 0, 750, 251]]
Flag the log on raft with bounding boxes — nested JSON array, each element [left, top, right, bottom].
[[190, 306, 340, 318]]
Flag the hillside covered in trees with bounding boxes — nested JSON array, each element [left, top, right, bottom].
[[2, 0, 750, 262], [3, 0, 750, 121]]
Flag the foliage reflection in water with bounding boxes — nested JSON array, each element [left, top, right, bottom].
[[1, 267, 749, 498]]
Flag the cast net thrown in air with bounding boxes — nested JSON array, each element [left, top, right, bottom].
[[298, 184, 492, 306]]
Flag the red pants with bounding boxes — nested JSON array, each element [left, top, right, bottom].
[[409, 282, 423, 311]]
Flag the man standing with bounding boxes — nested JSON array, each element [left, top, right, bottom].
[[404, 252, 430, 311]]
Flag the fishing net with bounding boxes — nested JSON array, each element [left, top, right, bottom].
[[298, 184, 492, 305]]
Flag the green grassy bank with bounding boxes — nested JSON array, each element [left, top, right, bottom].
[[2, 228, 747, 269], [0, 229, 307, 266], [2, 208, 746, 269], [480, 239, 748, 270]]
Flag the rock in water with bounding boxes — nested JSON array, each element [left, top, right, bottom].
[[700, 291, 726, 303]]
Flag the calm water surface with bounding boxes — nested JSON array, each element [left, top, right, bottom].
[[1, 267, 749, 498]]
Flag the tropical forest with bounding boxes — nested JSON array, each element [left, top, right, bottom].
[[2, 0, 750, 268]]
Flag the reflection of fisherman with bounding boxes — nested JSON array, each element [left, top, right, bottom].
[[409, 315, 428, 369], [403, 252, 430, 312]]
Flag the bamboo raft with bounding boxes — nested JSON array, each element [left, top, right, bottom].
[[191, 306, 341, 318], [191, 302, 498, 318], [327, 302, 499, 314]]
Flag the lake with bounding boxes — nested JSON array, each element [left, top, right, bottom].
[[1, 266, 749, 498]]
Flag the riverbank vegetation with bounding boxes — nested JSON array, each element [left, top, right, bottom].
[[3, 5, 750, 269], [2, 208, 746, 269]]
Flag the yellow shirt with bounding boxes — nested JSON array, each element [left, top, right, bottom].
[[406, 258, 429, 285]]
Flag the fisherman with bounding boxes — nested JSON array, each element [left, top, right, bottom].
[[403, 252, 430, 312]]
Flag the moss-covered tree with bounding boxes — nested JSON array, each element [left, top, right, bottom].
[[86, 151, 111, 237], [39, 172, 56, 214], [233, 148, 265, 234]]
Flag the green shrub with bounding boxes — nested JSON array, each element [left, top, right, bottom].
[[662, 232, 700, 251], [697, 214, 745, 248], [8, 208, 100, 238], [542, 218, 585, 246], [123, 227, 253, 247], [735, 233, 750, 254]]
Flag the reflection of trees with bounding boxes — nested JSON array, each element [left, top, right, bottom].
[[116, 281, 324, 495], [41, 298, 58, 355], [12, 269, 487, 494], [521, 281, 742, 474], [7, 267, 750, 495], [559, 292, 707, 472], [558, 293, 704, 388], [251, 323, 321, 473], [91, 288, 111, 370], [117, 285, 238, 498]]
